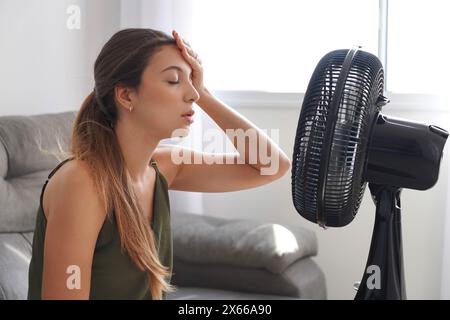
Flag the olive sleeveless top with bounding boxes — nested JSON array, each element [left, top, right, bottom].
[[27, 157, 172, 300]]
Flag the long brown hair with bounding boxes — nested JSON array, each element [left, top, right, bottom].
[[70, 28, 176, 299]]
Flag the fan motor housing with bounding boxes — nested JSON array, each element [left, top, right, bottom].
[[364, 114, 448, 190]]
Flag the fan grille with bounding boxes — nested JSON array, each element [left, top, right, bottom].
[[292, 49, 384, 227]]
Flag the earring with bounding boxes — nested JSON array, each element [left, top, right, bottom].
[[129, 105, 133, 112]]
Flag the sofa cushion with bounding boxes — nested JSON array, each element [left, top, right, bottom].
[[0, 111, 76, 232], [173, 212, 318, 274], [172, 257, 326, 299], [167, 286, 301, 300]]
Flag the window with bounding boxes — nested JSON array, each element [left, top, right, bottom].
[[190, 0, 379, 92], [387, 0, 450, 94]]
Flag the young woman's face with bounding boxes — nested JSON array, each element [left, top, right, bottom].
[[132, 44, 200, 139]]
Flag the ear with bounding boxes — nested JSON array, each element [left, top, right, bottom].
[[114, 84, 134, 111]]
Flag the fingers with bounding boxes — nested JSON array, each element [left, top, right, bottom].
[[172, 30, 185, 48], [174, 31, 192, 48], [173, 30, 193, 54], [172, 30, 201, 64]]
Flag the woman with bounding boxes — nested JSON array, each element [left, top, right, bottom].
[[27, 28, 291, 300]]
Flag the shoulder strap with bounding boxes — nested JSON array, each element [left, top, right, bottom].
[[47, 157, 76, 179], [40, 157, 76, 213], [149, 158, 170, 190], [149, 158, 160, 175]]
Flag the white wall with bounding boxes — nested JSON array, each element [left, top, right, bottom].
[[441, 151, 450, 299], [0, 0, 121, 116]]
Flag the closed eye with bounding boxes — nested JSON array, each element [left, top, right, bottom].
[[168, 77, 192, 85]]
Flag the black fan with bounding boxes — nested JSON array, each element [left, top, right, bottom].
[[291, 48, 448, 299]]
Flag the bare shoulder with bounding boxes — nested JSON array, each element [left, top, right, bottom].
[[44, 158, 107, 223]]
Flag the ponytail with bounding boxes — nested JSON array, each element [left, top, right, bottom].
[[71, 90, 174, 299]]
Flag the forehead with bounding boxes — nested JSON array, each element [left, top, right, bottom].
[[146, 44, 192, 76]]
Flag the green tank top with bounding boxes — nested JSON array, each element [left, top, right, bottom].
[[27, 157, 172, 300]]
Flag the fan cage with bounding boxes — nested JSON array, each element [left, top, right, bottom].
[[292, 49, 384, 227]]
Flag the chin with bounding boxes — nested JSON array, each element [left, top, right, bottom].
[[170, 127, 190, 139]]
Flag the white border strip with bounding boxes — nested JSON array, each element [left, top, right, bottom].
[[209, 90, 448, 113]]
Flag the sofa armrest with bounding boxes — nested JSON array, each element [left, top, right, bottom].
[[0, 232, 33, 300]]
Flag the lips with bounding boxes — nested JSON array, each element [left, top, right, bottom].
[[181, 110, 195, 117], [181, 109, 195, 124]]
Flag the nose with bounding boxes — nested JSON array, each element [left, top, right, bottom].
[[185, 81, 200, 103]]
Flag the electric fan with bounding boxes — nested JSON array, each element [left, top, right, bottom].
[[291, 48, 448, 299]]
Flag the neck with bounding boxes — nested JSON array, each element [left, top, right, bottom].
[[114, 118, 160, 184]]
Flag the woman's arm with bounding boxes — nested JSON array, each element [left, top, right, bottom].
[[155, 87, 291, 192], [172, 30, 290, 175], [41, 160, 106, 299], [197, 87, 291, 175], [157, 31, 290, 193]]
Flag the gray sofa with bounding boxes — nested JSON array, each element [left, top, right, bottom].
[[0, 111, 326, 300]]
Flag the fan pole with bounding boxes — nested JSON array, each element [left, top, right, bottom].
[[354, 184, 406, 300]]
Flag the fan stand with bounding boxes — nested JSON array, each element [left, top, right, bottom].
[[354, 183, 406, 300]]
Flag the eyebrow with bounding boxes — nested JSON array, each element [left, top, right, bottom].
[[160, 65, 192, 76]]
